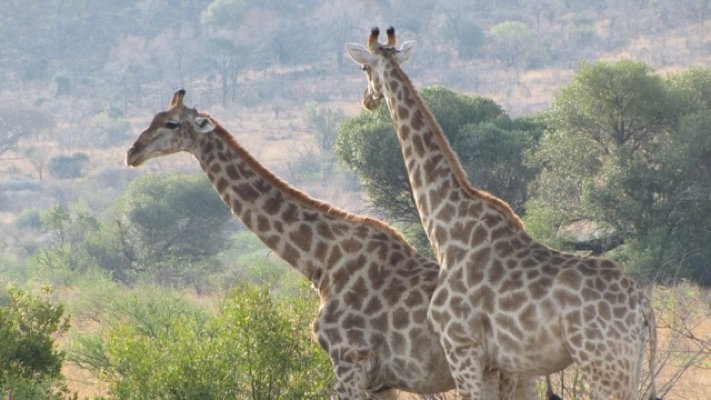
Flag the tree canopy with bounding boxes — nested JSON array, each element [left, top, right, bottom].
[[526, 61, 711, 284], [102, 173, 232, 283]]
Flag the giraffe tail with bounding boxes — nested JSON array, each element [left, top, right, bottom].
[[644, 295, 661, 400]]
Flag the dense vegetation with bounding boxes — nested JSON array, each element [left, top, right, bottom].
[[1, 0, 710, 398], [0, 286, 70, 399], [528, 62, 711, 284], [337, 63, 711, 284], [70, 283, 332, 399]]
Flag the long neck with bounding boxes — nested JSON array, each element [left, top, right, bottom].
[[192, 124, 411, 289], [379, 59, 523, 262]]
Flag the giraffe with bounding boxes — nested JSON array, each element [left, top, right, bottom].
[[346, 27, 660, 400], [125, 89, 522, 399]]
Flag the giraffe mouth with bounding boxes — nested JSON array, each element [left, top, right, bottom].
[[125, 146, 145, 167], [362, 89, 383, 111]]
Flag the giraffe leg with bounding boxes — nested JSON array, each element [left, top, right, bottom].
[[440, 340, 486, 400], [545, 375, 562, 400], [562, 319, 640, 400], [481, 369, 500, 400], [499, 372, 536, 400], [331, 354, 370, 400], [584, 340, 640, 400]]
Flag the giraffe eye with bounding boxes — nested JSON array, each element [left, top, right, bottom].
[[164, 121, 179, 129]]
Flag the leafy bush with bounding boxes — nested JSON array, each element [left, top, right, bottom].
[[49, 153, 89, 179], [72, 283, 333, 399], [0, 286, 70, 399], [455, 20, 485, 59], [527, 62, 711, 284], [14, 208, 42, 230], [88, 110, 131, 147], [25, 204, 101, 286], [114, 173, 232, 266]]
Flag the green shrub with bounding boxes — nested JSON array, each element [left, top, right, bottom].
[[14, 209, 42, 230], [72, 283, 333, 399], [49, 153, 89, 179], [0, 286, 70, 399], [89, 110, 131, 147], [109, 173, 232, 285]]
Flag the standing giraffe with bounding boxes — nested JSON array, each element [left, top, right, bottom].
[[346, 27, 660, 400], [125, 90, 520, 399]]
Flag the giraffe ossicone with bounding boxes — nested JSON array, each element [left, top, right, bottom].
[[347, 27, 660, 400], [125, 90, 520, 399]]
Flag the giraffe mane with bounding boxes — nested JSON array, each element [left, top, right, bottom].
[[207, 117, 419, 246], [385, 57, 524, 231]]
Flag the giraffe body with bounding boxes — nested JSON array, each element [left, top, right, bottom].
[[125, 90, 529, 399], [346, 28, 659, 400]]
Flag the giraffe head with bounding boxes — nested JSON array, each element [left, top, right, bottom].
[[126, 89, 216, 167], [345, 26, 416, 111]]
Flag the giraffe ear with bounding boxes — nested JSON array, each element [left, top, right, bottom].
[[194, 116, 215, 134], [345, 43, 376, 66], [397, 41, 417, 64]]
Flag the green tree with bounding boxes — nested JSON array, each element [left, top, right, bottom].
[[527, 60, 678, 238], [452, 19, 485, 59], [200, 0, 250, 106], [336, 86, 541, 250], [95, 173, 233, 285], [0, 286, 70, 399], [306, 102, 346, 154], [596, 110, 711, 284], [29, 204, 100, 284], [49, 153, 90, 179], [0, 103, 54, 156], [527, 61, 711, 283], [454, 117, 543, 215], [40, 204, 72, 246], [669, 66, 711, 111], [27, 174, 232, 287], [490, 21, 550, 79], [88, 109, 131, 147]]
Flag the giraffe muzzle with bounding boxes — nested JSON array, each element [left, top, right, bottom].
[[125, 145, 144, 167], [362, 89, 383, 111]]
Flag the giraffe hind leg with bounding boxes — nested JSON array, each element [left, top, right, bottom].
[[499, 372, 537, 400], [545, 375, 562, 400], [560, 313, 642, 400], [565, 350, 637, 400]]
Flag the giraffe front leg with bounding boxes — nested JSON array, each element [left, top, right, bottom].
[[331, 351, 372, 400], [441, 340, 487, 400], [499, 372, 536, 400], [332, 363, 367, 400]]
